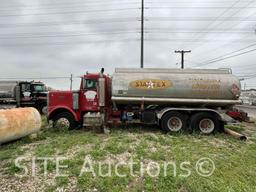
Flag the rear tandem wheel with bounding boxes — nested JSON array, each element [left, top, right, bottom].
[[190, 112, 220, 134], [161, 111, 186, 132]]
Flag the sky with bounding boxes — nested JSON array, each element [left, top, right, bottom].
[[0, 0, 256, 90]]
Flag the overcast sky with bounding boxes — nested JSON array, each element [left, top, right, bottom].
[[0, 0, 256, 90]]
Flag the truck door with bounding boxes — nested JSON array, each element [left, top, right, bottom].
[[20, 82, 32, 101], [80, 78, 99, 111]]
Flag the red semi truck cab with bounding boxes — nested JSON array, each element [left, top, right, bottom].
[[48, 70, 112, 129]]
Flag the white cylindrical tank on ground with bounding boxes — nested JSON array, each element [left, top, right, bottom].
[[0, 107, 41, 144]]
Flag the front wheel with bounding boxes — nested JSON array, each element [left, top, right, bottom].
[[161, 111, 186, 132], [53, 112, 76, 130], [190, 112, 220, 134]]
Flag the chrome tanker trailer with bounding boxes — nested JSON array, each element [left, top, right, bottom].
[[111, 68, 240, 106], [48, 68, 241, 134]]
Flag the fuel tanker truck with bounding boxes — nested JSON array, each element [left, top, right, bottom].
[[47, 68, 241, 134], [0, 81, 47, 113]]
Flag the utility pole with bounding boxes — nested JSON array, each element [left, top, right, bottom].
[[70, 74, 73, 90], [174, 50, 191, 69], [140, 0, 144, 68]]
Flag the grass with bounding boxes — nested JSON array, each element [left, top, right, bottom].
[[0, 116, 256, 191]]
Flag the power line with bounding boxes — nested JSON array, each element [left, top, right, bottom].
[[189, 0, 256, 57], [178, 0, 243, 49], [0, 31, 139, 39], [194, 43, 256, 66], [144, 38, 255, 42], [0, 18, 139, 28], [146, 1, 253, 3], [0, 38, 254, 44], [195, 48, 256, 67], [146, 16, 256, 21], [190, 27, 256, 64], [0, 2, 140, 11], [191, 34, 256, 64], [1, 17, 256, 29], [0, 31, 253, 42], [239, 73, 256, 78], [1, 0, 252, 10], [0, 30, 252, 38], [144, 27, 255, 31], [147, 30, 253, 34], [0, 28, 138, 36], [0, 7, 140, 17], [0, 39, 139, 47], [237, 72, 256, 76], [0, 0, 138, 9], [148, 6, 256, 9], [244, 75, 256, 80]]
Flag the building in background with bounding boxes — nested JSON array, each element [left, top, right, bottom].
[[240, 89, 256, 105]]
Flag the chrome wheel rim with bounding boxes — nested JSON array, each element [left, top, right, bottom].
[[199, 119, 215, 134], [56, 118, 70, 128], [167, 117, 182, 132]]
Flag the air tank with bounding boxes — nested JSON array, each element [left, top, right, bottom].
[[0, 107, 41, 144], [111, 68, 241, 106]]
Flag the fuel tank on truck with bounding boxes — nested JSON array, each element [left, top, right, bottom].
[[0, 107, 41, 144], [0, 81, 17, 99], [111, 68, 241, 106]]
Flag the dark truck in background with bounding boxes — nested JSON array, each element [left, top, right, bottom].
[[0, 81, 47, 113]]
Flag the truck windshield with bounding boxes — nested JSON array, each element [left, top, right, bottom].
[[21, 84, 31, 92], [83, 79, 97, 90], [32, 84, 46, 92]]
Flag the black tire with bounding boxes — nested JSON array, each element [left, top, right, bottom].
[[53, 112, 76, 130], [34, 101, 46, 114], [161, 111, 186, 132], [38, 104, 47, 114], [190, 112, 220, 134]]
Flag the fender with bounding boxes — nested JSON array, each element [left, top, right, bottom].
[[48, 105, 79, 121]]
